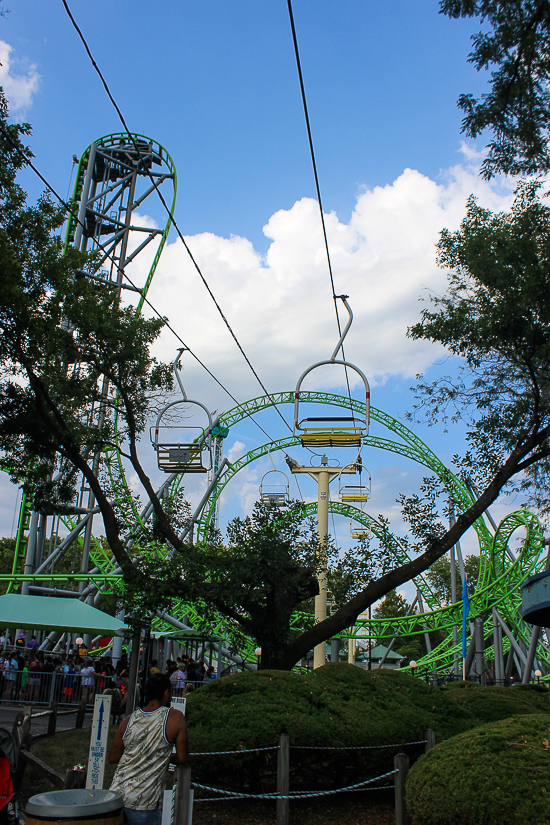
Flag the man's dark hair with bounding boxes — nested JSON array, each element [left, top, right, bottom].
[[145, 673, 171, 702]]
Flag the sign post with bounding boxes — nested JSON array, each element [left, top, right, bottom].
[[86, 693, 112, 789], [161, 697, 189, 825]]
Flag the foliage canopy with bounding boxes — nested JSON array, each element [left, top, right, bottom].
[[441, 0, 550, 176]]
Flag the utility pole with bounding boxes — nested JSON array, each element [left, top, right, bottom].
[[287, 454, 355, 669]]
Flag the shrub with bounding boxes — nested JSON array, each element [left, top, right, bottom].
[[440, 680, 549, 725], [185, 664, 467, 792], [406, 713, 550, 825]]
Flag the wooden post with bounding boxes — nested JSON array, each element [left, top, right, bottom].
[[425, 729, 436, 752], [22, 705, 32, 751], [173, 764, 192, 825], [126, 628, 141, 715], [394, 752, 410, 825], [75, 698, 86, 729], [12, 712, 24, 757], [276, 733, 289, 825], [48, 701, 58, 737]]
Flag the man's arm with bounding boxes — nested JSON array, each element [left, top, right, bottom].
[[107, 716, 130, 764], [166, 708, 188, 765]]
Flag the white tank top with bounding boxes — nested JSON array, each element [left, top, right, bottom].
[[110, 706, 172, 810]]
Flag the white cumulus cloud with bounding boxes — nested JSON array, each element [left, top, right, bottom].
[[124, 151, 515, 415], [0, 40, 40, 113]]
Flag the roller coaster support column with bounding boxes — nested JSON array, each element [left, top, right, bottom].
[[523, 626, 541, 684], [287, 456, 355, 669], [522, 541, 550, 684], [492, 608, 504, 686], [474, 617, 486, 685]]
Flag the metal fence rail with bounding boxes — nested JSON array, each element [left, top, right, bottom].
[[0, 670, 115, 707]]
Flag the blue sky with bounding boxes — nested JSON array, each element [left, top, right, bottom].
[[0, 1, 525, 590], [6, 0, 489, 248]]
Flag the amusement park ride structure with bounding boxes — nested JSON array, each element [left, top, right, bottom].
[[3, 133, 550, 684]]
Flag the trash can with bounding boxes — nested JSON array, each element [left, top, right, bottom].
[[26, 789, 123, 825]]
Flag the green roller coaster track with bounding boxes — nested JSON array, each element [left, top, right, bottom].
[[5, 134, 548, 678], [6, 390, 547, 675]]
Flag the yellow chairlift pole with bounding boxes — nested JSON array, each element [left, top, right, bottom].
[[288, 455, 355, 669]]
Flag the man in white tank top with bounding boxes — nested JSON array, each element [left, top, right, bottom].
[[108, 673, 188, 825]]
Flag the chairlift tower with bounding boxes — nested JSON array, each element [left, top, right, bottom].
[[287, 455, 356, 669]]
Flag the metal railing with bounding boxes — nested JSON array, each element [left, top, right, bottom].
[[0, 669, 118, 707]]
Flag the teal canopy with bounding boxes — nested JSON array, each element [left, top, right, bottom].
[[0, 595, 128, 636]]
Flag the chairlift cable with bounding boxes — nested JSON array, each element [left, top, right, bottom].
[[285, 0, 353, 411], [60, 0, 296, 439]]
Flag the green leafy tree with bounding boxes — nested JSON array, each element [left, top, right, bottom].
[[372, 591, 427, 664], [441, 0, 550, 177], [186, 502, 320, 669], [374, 589, 410, 621]]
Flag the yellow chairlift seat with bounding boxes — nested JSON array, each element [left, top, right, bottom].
[[259, 469, 290, 506], [298, 422, 364, 449], [351, 528, 369, 540], [154, 438, 209, 474], [151, 349, 213, 474], [293, 297, 370, 449], [341, 487, 370, 503]]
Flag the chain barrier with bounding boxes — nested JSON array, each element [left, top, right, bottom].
[[290, 739, 427, 750], [185, 739, 426, 758], [192, 746, 278, 756], [191, 768, 398, 801]]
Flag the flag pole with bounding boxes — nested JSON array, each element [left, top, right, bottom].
[[462, 575, 469, 682]]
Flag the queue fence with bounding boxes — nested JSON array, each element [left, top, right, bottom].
[[170, 732, 433, 825], [0, 669, 117, 708]]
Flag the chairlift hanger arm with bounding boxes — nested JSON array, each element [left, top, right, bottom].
[[330, 295, 352, 362], [153, 398, 213, 433], [174, 348, 188, 400]]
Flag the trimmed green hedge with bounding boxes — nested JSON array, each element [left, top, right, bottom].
[[406, 713, 550, 825], [441, 679, 550, 724], [184, 664, 549, 792]]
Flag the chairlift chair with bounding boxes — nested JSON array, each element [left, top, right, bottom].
[[351, 525, 370, 540], [293, 296, 370, 448], [259, 469, 290, 506], [338, 463, 371, 503], [151, 349, 213, 473]]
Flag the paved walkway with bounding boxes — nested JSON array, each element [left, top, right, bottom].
[[0, 703, 93, 737]]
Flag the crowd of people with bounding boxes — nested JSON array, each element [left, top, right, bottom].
[[157, 657, 216, 696], [0, 646, 129, 710], [0, 642, 218, 718]]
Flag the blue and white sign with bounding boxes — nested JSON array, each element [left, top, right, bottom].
[[86, 693, 112, 789]]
